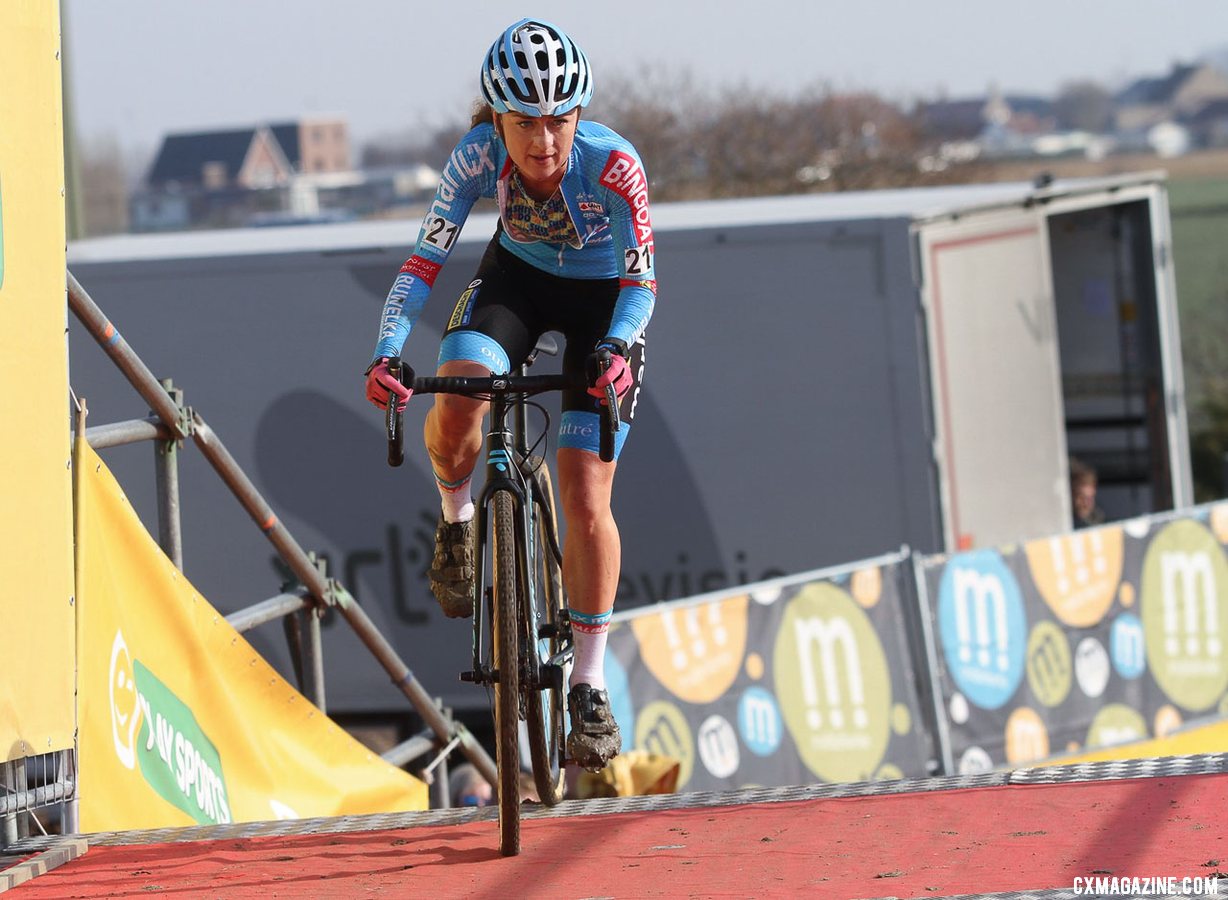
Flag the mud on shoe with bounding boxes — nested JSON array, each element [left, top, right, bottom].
[[429, 518, 475, 618], [566, 683, 621, 772]]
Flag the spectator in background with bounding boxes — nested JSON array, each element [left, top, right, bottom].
[[1070, 457, 1106, 529], [448, 763, 493, 808]]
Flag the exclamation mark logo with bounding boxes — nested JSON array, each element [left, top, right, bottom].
[[1051, 533, 1104, 595], [661, 604, 728, 670]]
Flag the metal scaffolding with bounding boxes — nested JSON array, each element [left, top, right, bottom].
[[63, 270, 496, 814]]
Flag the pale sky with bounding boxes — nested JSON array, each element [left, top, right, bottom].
[[65, 0, 1228, 161]]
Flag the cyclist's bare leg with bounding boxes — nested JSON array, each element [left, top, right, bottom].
[[424, 359, 489, 502], [556, 446, 619, 622], [557, 447, 622, 767]]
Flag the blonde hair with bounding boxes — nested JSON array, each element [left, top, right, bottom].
[[470, 99, 494, 130]]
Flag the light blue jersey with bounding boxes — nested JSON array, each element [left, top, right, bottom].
[[372, 121, 656, 362]]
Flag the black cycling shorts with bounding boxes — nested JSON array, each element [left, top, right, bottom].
[[437, 236, 646, 458]]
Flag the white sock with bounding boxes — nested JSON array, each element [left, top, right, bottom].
[[569, 608, 612, 691], [435, 473, 474, 523]]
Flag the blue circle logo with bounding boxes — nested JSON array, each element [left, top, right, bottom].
[[737, 686, 783, 757], [1110, 612, 1146, 680], [937, 550, 1027, 710]]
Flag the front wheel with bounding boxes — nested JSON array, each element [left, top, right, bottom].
[[492, 490, 521, 856]]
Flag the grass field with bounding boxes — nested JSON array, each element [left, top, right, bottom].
[[1168, 173, 1228, 324], [1166, 174, 1228, 497]]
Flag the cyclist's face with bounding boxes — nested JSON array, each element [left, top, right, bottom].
[[497, 109, 579, 195]]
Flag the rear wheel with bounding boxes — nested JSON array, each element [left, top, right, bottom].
[[492, 490, 521, 856], [523, 459, 567, 805]]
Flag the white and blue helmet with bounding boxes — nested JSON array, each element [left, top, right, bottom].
[[480, 18, 593, 117]]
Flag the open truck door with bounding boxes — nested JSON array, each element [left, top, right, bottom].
[[917, 209, 1070, 551]]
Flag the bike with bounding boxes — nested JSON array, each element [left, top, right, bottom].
[[385, 338, 619, 856]]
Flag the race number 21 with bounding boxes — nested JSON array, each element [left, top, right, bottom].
[[423, 215, 459, 253], [624, 243, 653, 276]]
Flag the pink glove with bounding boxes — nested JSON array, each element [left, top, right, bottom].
[[365, 357, 412, 412], [587, 351, 632, 403]]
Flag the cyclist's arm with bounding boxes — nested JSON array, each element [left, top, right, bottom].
[[370, 126, 499, 362], [597, 145, 656, 349]]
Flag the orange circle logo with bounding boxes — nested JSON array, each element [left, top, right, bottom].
[[632, 594, 749, 703], [1024, 527, 1124, 627], [1005, 707, 1050, 764], [851, 567, 882, 608]]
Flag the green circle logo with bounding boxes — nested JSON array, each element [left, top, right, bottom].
[[772, 582, 891, 783], [1026, 620, 1073, 707], [1086, 703, 1148, 748], [634, 700, 694, 788], [1141, 520, 1228, 712]]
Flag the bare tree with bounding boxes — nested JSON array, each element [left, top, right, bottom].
[[368, 65, 950, 206], [78, 135, 130, 237], [1053, 80, 1113, 133]]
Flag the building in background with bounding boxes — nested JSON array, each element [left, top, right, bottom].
[[130, 118, 436, 232], [1113, 62, 1228, 156]]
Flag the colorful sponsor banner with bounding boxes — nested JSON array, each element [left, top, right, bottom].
[[606, 552, 933, 791], [0, 2, 74, 761], [76, 440, 426, 831], [918, 502, 1228, 774]]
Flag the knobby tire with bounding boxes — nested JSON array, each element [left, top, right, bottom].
[[492, 490, 521, 856]]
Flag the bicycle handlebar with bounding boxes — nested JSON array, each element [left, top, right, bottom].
[[594, 347, 621, 463], [383, 355, 621, 464], [386, 358, 406, 468]]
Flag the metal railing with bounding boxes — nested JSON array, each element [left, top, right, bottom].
[[1, 751, 76, 847], [66, 269, 496, 809]]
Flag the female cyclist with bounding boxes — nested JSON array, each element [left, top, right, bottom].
[[364, 18, 656, 771]]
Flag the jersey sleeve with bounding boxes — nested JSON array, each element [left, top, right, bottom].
[[370, 125, 500, 361], [596, 144, 657, 349]]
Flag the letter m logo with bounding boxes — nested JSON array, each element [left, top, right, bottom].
[[794, 616, 866, 731], [952, 568, 1009, 671], [741, 694, 778, 747], [1160, 552, 1221, 657]]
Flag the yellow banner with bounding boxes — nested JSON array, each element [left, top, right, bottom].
[[75, 440, 426, 831], [1040, 717, 1228, 767], [0, 1, 74, 761]]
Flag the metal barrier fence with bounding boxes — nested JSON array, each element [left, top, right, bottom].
[[606, 500, 1228, 792], [63, 269, 496, 817], [0, 751, 76, 847]]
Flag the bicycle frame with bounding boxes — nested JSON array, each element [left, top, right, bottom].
[[468, 369, 533, 691]]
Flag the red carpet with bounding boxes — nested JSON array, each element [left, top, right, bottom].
[[10, 774, 1228, 898]]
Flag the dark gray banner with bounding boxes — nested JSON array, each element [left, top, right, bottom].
[[918, 503, 1228, 772], [605, 552, 935, 792]]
